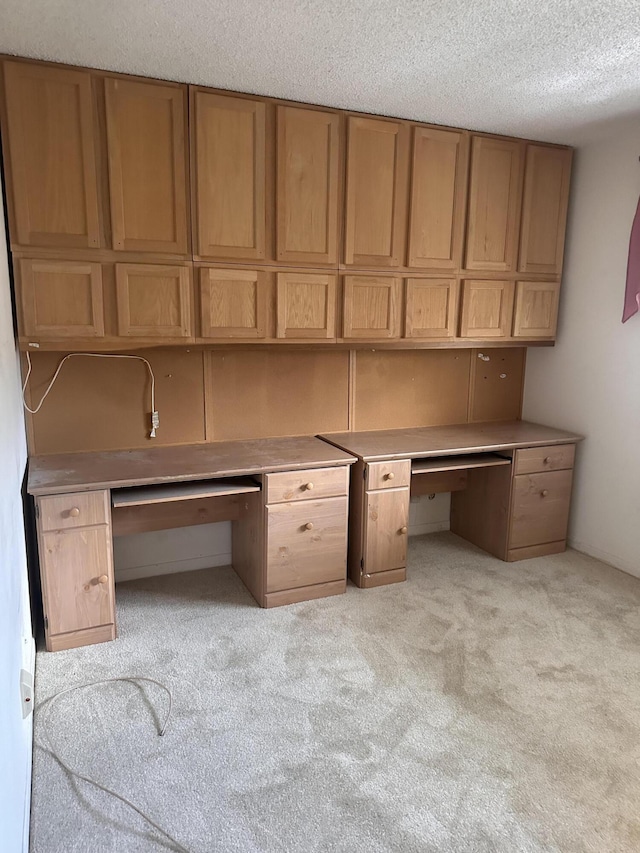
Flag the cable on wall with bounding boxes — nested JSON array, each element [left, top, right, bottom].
[[37, 677, 192, 853], [22, 351, 160, 438]]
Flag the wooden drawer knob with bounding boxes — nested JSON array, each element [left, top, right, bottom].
[[541, 489, 549, 497], [543, 457, 551, 465], [384, 472, 395, 481], [304, 482, 314, 491], [68, 507, 80, 518], [98, 575, 108, 585], [304, 522, 314, 530], [399, 526, 408, 534]]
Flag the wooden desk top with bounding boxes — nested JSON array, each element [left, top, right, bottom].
[[320, 421, 583, 462], [28, 436, 356, 496]]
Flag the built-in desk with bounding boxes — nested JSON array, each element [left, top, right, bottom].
[[319, 421, 583, 588], [28, 437, 355, 651]]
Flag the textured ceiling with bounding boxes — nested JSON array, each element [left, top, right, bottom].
[[1, 0, 639, 144]]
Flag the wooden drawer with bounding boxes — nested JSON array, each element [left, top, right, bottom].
[[510, 469, 573, 549], [266, 497, 348, 592], [514, 444, 575, 475], [39, 490, 110, 532], [366, 460, 411, 491], [265, 466, 348, 504]]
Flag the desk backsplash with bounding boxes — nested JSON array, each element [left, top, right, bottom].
[[24, 347, 525, 455]]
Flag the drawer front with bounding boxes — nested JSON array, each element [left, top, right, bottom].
[[366, 460, 411, 491], [39, 490, 110, 532], [266, 497, 348, 592], [514, 444, 575, 475], [41, 526, 115, 636], [265, 466, 348, 504], [510, 470, 573, 549]]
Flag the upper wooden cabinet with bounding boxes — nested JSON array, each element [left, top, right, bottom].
[[519, 146, 572, 275], [465, 136, 524, 272], [276, 272, 337, 339], [199, 267, 268, 340], [19, 258, 104, 340], [344, 116, 409, 268], [2, 62, 102, 249], [407, 128, 469, 270], [115, 263, 192, 339], [513, 281, 560, 338], [405, 278, 458, 339], [343, 275, 402, 339], [276, 106, 340, 266], [459, 279, 515, 338], [192, 90, 269, 261], [105, 78, 189, 254]]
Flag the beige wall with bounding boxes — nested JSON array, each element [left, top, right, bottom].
[[523, 117, 640, 576], [0, 171, 32, 849]]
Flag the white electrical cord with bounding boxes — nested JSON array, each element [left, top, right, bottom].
[[22, 351, 159, 437], [37, 677, 192, 853]]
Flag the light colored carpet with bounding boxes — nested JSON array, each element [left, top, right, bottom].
[[30, 532, 640, 853]]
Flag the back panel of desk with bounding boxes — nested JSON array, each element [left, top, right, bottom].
[[24, 346, 526, 455]]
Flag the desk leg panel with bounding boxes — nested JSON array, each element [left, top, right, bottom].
[[450, 465, 513, 560], [232, 488, 266, 606]]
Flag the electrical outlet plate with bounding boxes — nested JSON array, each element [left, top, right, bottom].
[[20, 668, 34, 719]]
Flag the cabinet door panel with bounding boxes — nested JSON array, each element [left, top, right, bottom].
[[344, 116, 409, 267], [343, 275, 402, 339], [266, 497, 348, 592], [519, 145, 572, 275], [116, 263, 192, 338], [194, 91, 267, 260], [465, 137, 524, 271], [41, 526, 115, 635], [405, 278, 457, 338], [277, 106, 340, 265], [408, 128, 469, 269], [513, 281, 559, 338], [510, 470, 573, 549], [276, 272, 336, 339], [3, 61, 101, 249], [200, 267, 267, 339], [19, 259, 104, 339], [105, 78, 188, 254], [460, 279, 514, 338], [364, 487, 409, 574]]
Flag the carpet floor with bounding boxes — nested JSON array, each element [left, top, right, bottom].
[[30, 532, 640, 853]]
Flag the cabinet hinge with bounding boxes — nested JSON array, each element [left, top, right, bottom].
[[35, 503, 40, 519], [43, 615, 48, 630], [360, 557, 364, 571], [363, 467, 367, 479]]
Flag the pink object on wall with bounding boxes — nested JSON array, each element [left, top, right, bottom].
[[622, 196, 640, 322]]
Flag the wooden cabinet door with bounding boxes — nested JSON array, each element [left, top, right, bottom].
[[276, 106, 340, 265], [465, 136, 524, 272], [105, 78, 189, 254], [200, 267, 267, 339], [344, 116, 409, 267], [40, 525, 115, 636], [459, 279, 515, 338], [343, 275, 402, 339], [405, 278, 458, 338], [2, 61, 101, 249], [19, 259, 104, 339], [193, 90, 268, 261], [276, 272, 336, 339], [116, 263, 192, 338], [513, 281, 560, 338], [364, 487, 409, 574], [266, 497, 348, 592], [408, 127, 469, 270], [519, 145, 572, 275], [510, 470, 573, 549]]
